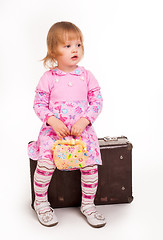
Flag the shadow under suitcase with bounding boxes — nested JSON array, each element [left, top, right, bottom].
[[29, 136, 133, 209]]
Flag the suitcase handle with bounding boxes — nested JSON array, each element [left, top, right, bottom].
[[103, 136, 118, 141], [103, 136, 127, 142]]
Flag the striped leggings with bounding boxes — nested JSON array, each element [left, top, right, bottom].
[[34, 159, 98, 207]]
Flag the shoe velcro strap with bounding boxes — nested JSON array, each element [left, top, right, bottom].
[[82, 204, 95, 212], [35, 202, 50, 211]]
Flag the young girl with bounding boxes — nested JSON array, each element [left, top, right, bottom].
[[28, 21, 106, 228]]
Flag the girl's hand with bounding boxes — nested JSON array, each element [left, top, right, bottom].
[[71, 117, 90, 137], [47, 116, 70, 138]]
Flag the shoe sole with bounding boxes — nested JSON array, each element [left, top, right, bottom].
[[80, 211, 106, 228], [38, 218, 58, 227], [89, 222, 106, 228]]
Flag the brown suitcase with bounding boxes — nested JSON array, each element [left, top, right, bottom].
[[29, 136, 133, 209]]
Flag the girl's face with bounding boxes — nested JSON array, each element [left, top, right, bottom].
[[55, 38, 83, 72]]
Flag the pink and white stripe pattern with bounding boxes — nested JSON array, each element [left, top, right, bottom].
[[34, 159, 56, 204], [80, 165, 98, 207]]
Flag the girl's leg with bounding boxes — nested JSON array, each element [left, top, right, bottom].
[[80, 165, 106, 228], [80, 165, 98, 208], [34, 159, 55, 204], [33, 159, 58, 226]]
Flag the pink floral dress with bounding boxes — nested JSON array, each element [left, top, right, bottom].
[[28, 66, 103, 167]]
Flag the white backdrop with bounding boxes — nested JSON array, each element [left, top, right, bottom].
[[0, 0, 163, 239]]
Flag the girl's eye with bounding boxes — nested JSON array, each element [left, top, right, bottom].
[[77, 44, 81, 47], [65, 45, 71, 48]]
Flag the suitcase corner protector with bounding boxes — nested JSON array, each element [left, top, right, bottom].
[[127, 142, 133, 151], [128, 196, 134, 203]]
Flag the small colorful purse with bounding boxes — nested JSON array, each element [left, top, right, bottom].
[[51, 137, 88, 170]]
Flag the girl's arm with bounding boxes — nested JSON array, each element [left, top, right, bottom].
[[33, 71, 54, 123], [33, 72, 70, 137], [33, 90, 54, 123], [82, 70, 103, 125], [82, 89, 103, 125]]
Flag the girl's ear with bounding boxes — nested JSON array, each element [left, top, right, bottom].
[[50, 51, 55, 57]]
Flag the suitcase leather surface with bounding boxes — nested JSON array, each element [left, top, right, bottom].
[[29, 136, 133, 209]]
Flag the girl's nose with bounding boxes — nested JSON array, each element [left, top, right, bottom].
[[72, 46, 78, 53]]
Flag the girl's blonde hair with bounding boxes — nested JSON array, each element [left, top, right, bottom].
[[42, 21, 84, 69]]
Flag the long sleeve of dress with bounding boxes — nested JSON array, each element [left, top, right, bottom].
[[33, 72, 54, 123], [82, 70, 103, 124]]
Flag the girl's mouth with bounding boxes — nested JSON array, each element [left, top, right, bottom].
[[71, 55, 78, 60]]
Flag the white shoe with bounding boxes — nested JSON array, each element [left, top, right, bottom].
[[80, 204, 106, 228], [34, 201, 58, 227]]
